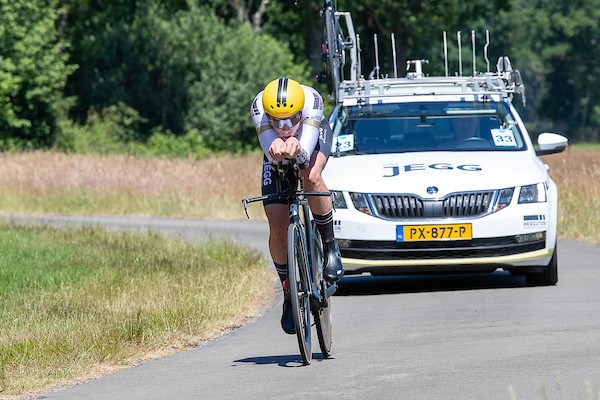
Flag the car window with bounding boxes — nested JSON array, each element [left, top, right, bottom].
[[332, 101, 526, 154]]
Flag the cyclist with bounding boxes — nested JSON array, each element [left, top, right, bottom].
[[250, 77, 344, 334]]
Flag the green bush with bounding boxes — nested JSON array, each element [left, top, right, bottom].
[[177, 5, 311, 151], [56, 103, 144, 154], [62, 1, 312, 154], [56, 106, 211, 159], [135, 128, 211, 159]]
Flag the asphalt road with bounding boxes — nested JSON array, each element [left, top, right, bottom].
[[7, 216, 600, 400]]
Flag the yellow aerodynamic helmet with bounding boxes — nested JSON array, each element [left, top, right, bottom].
[[262, 78, 305, 118]]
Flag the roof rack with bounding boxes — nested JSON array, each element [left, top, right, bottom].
[[323, 9, 526, 107]]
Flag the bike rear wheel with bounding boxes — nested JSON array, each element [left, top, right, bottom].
[[288, 222, 312, 365], [311, 230, 333, 357], [315, 282, 333, 357]]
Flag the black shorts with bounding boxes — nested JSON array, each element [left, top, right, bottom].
[[261, 119, 333, 206]]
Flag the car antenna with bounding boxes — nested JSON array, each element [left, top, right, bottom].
[[391, 33, 398, 78], [457, 31, 463, 76], [369, 34, 380, 80], [484, 30, 490, 73], [471, 30, 477, 76], [443, 31, 449, 77]]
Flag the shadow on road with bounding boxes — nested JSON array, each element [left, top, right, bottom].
[[335, 270, 527, 296], [232, 353, 330, 368]]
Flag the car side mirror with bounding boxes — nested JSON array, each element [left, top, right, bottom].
[[535, 132, 568, 156]]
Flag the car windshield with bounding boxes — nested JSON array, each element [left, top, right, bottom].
[[331, 101, 527, 155]]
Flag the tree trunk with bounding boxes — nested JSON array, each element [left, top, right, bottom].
[[250, 0, 270, 32]]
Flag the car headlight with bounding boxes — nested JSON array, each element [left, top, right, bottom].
[[493, 187, 515, 212], [331, 191, 347, 209], [349, 192, 372, 215], [518, 183, 547, 204]]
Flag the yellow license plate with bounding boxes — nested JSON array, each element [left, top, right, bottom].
[[397, 224, 472, 242]]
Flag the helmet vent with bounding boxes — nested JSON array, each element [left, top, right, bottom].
[[262, 78, 304, 117]]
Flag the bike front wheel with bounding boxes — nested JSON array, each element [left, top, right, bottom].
[[288, 222, 312, 365]]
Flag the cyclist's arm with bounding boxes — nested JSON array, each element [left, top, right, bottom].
[[251, 87, 325, 166], [295, 86, 325, 166], [251, 92, 281, 162]]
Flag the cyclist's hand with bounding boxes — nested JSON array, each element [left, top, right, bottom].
[[283, 137, 301, 158], [269, 138, 287, 162]]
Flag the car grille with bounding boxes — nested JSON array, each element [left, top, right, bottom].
[[340, 236, 546, 260], [370, 190, 495, 220]]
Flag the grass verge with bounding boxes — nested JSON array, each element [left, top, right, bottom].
[[0, 222, 276, 397]]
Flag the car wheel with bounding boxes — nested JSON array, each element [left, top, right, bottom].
[[525, 244, 558, 286]]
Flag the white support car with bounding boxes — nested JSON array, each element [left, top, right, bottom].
[[322, 40, 567, 285]]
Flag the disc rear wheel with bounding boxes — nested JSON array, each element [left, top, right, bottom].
[[315, 280, 333, 357], [311, 231, 333, 357]]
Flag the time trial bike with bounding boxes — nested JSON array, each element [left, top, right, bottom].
[[243, 161, 337, 365]]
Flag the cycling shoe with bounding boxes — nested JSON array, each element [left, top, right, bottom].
[[323, 240, 345, 282], [281, 291, 295, 335]]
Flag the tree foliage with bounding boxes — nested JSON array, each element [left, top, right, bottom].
[[0, 0, 74, 149], [62, 0, 310, 151], [162, 3, 310, 151], [522, 0, 600, 138], [473, 0, 600, 138], [1, 0, 599, 152]]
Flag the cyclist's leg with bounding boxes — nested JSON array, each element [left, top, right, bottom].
[[261, 156, 298, 268], [261, 157, 298, 334], [300, 122, 344, 282], [264, 203, 289, 268], [301, 117, 334, 217], [265, 205, 297, 335], [302, 151, 331, 214]]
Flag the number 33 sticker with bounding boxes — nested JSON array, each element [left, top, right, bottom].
[[491, 129, 517, 147]]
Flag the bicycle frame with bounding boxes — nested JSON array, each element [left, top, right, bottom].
[[288, 183, 329, 309]]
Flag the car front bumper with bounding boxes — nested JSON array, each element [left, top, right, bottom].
[[334, 202, 556, 274]]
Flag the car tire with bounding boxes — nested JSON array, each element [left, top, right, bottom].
[[525, 244, 558, 286]]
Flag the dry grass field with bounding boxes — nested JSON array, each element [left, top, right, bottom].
[[0, 151, 265, 220], [0, 148, 597, 242], [542, 147, 600, 242]]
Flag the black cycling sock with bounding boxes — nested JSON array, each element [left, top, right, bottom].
[[314, 210, 335, 243], [274, 262, 287, 284]]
